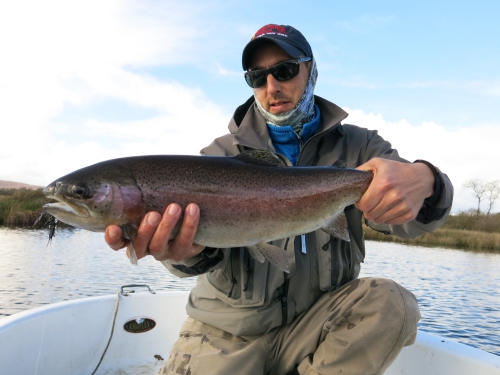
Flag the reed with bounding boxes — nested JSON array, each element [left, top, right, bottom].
[[0, 188, 48, 226], [364, 226, 500, 251]]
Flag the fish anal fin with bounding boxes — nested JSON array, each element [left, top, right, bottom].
[[121, 224, 139, 265], [247, 245, 266, 263], [247, 243, 290, 273], [321, 213, 351, 242]]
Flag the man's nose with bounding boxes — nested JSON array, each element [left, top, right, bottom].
[[266, 73, 281, 93]]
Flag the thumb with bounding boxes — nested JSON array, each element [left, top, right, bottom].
[[356, 158, 378, 172]]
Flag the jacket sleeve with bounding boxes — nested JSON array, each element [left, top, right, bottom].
[[161, 248, 226, 278], [352, 126, 454, 238]]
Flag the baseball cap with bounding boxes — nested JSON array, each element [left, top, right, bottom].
[[242, 24, 313, 70]]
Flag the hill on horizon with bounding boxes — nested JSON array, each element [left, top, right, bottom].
[[0, 180, 43, 190]]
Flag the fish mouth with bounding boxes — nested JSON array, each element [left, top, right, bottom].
[[43, 197, 91, 218]]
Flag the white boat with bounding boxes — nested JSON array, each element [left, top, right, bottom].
[[0, 285, 499, 375]]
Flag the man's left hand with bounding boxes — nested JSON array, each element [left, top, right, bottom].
[[355, 158, 435, 225]]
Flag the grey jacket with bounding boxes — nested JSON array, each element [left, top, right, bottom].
[[162, 96, 453, 336]]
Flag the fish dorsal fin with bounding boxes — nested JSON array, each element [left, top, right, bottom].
[[321, 212, 351, 242], [236, 150, 291, 167]]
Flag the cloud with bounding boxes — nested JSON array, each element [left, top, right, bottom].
[[343, 108, 500, 212], [397, 79, 500, 96], [215, 63, 242, 78], [0, 0, 230, 185]]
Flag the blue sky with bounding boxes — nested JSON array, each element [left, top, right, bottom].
[[1, 0, 499, 212]]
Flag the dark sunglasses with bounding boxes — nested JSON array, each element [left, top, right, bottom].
[[244, 57, 311, 88]]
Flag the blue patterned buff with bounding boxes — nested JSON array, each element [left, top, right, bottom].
[[254, 58, 318, 134]]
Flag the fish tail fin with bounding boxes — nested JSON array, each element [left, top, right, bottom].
[[248, 243, 290, 273], [122, 225, 139, 265], [321, 213, 351, 242]]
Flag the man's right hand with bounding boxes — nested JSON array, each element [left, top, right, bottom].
[[104, 203, 206, 263]]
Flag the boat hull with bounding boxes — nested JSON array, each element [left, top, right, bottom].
[[0, 290, 499, 375]]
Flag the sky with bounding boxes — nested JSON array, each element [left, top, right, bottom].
[[0, 0, 499, 213]]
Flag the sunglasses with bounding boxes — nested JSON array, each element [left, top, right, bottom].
[[244, 57, 311, 88]]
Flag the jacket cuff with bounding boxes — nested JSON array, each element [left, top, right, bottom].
[[169, 247, 223, 275], [413, 159, 447, 224]]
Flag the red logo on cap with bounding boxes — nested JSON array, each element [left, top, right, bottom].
[[252, 24, 287, 40]]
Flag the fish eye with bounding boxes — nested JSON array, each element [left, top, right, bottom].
[[70, 183, 91, 198]]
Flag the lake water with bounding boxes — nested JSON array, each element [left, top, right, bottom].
[[0, 227, 499, 357]]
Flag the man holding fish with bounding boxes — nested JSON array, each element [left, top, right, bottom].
[[106, 24, 453, 375]]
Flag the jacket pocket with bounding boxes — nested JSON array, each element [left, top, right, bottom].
[[316, 229, 359, 291], [204, 247, 285, 308]]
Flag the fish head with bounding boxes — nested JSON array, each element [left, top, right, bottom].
[[43, 163, 145, 232]]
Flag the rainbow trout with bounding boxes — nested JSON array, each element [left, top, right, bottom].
[[43, 150, 372, 272]]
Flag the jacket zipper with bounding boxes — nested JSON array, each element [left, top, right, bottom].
[[274, 276, 290, 325], [274, 238, 290, 325]]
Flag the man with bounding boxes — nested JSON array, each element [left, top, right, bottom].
[[106, 24, 453, 375]]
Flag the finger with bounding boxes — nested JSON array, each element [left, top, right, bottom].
[[168, 203, 201, 261], [148, 203, 183, 258], [370, 204, 406, 224], [356, 183, 384, 215], [133, 211, 162, 260], [105, 225, 128, 250], [367, 193, 420, 224]]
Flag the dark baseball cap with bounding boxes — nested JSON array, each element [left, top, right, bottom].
[[242, 24, 313, 70]]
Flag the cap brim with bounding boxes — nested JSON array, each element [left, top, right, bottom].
[[242, 37, 304, 70]]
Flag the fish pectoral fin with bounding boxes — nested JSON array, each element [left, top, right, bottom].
[[236, 150, 291, 167], [321, 213, 351, 242], [247, 243, 290, 273], [121, 224, 139, 265]]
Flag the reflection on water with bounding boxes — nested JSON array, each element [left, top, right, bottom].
[[0, 227, 197, 317], [0, 227, 499, 356], [359, 241, 500, 356]]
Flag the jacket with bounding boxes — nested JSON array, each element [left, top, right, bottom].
[[162, 96, 453, 336]]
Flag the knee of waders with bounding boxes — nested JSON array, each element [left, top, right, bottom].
[[361, 277, 420, 345]]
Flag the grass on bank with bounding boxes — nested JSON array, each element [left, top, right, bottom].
[[0, 188, 48, 226], [364, 211, 500, 251]]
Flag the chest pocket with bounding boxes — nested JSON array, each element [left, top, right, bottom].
[[315, 206, 365, 291], [204, 245, 286, 308]]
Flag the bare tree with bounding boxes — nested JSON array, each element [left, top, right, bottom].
[[485, 180, 500, 215], [462, 179, 487, 217]]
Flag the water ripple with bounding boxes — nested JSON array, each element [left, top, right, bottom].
[[0, 228, 499, 356], [359, 241, 500, 356]]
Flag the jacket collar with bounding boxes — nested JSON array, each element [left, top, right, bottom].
[[228, 95, 349, 150]]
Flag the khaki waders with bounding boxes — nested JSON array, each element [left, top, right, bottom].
[[158, 277, 420, 375]]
